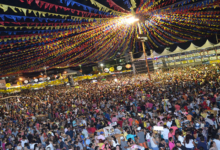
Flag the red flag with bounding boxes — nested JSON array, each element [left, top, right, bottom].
[[48, 4, 54, 10], [27, 0, 34, 5], [54, 5, 58, 12], [39, 1, 45, 8], [44, 2, 50, 9], [35, 0, 40, 6]]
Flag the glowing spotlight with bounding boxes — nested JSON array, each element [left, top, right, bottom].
[[125, 16, 139, 24]]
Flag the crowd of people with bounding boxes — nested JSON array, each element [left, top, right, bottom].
[[0, 65, 220, 150]]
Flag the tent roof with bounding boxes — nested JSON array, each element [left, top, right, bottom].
[[214, 42, 220, 47], [152, 51, 160, 57], [172, 46, 184, 54], [197, 40, 214, 49], [160, 49, 171, 56], [184, 43, 199, 52]]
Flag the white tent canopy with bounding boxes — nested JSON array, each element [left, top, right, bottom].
[[152, 51, 160, 57], [197, 40, 214, 49], [160, 49, 171, 56], [214, 42, 220, 47], [172, 46, 184, 54], [133, 40, 220, 60], [184, 43, 199, 52]]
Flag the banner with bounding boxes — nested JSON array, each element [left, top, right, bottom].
[[0, 80, 6, 88], [203, 57, 209, 61], [195, 59, 202, 62], [210, 60, 220, 64], [209, 50, 216, 54], [180, 55, 185, 59], [209, 56, 217, 60], [188, 60, 194, 63], [174, 56, 179, 59]]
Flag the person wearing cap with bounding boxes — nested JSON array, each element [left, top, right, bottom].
[[97, 131, 105, 140], [120, 136, 128, 150], [137, 127, 148, 149]]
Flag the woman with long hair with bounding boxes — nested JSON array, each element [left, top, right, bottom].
[[111, 136, 119, 148], [184, 134, 195, 150], [209, 141, 217, 150]]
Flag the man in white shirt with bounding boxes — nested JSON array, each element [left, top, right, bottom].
[[161, 125, 169, 143], [46, 141, 54, 150], [82, 127, 89, 138], [81, 118, 87, 126], [21, 137, 29, 148], [166, 118, 172, 128], [213, 135, 220, 150], [213, 104, 220, 111]]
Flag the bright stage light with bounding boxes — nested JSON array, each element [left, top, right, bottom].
[[125, 17, 139, 24]]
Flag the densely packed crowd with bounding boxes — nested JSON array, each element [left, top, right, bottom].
[[0, 65, 220, 150]]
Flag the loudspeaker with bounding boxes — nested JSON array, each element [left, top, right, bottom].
[[125, 54, 131, 63], [68, 75, 74, 86], [162, 59, 167, 68]]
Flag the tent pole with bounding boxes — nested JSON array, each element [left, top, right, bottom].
[[216, 33, 219, 43], [137, 22, 151, 81]]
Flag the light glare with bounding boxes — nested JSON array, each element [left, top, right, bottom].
[[125, 17, 139, 24]]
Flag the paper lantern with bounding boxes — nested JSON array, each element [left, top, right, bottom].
[[109, 67, 114, 72], [104, 68, 109, 72], [34, 79, 38, 82], [6, 83, 11, 87], [125, 64, 131, 69], [24, 80, 28, 84], [17, 81, 23, 86], [117, 66, 122, 70]]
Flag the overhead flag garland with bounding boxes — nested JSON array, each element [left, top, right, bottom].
[[0, 0, 220, 77]]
